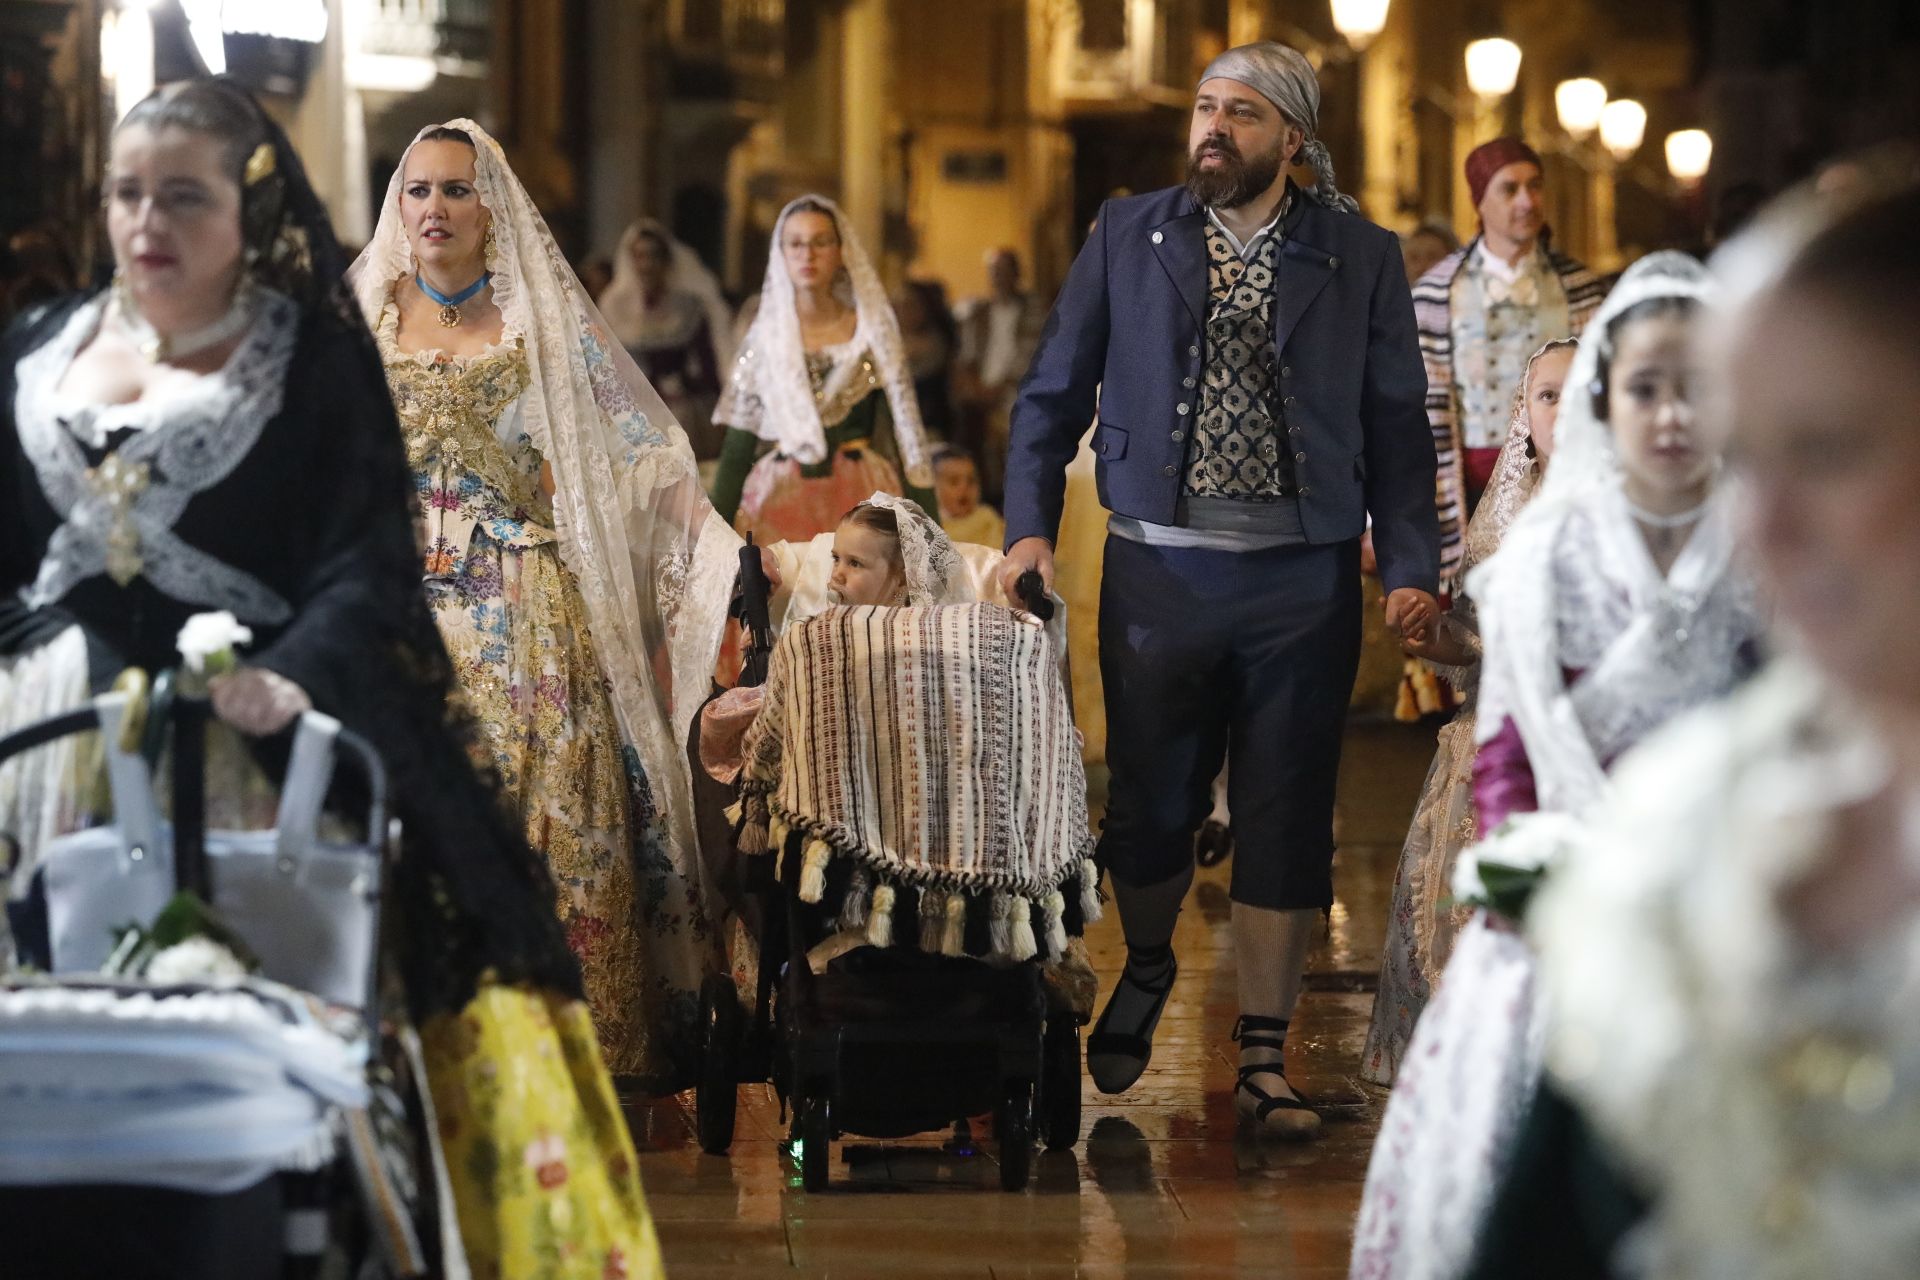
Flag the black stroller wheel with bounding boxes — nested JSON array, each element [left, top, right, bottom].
[[696, 973, 742, 1155], [1041, 1020, 1082, 1151], [997, 1083, 1034, 1191], [799, 1090, 833, 1192]]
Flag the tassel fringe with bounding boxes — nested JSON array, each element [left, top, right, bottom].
[[989, 893, 1013, 957], [840, 868, 870, 931], [918, 887, 947, 953], [798, 838, 832, 904], [942, 893, 968, 956], [1009, 895, 1038, 961], [867, 884, 895, 948], [724, 798, 744, 826], [1079, 858, 1103, 923], [1043, 890, 1067, 956]]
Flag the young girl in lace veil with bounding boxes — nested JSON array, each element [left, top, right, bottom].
[[711, 195, 936, 539], [700, 493, 991, 779], [1361, 338, 1575, 1087], [1349, 254, 1765, 1280]]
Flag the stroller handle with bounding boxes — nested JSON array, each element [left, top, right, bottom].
[[0, 698, 389, 845], [1014, 570, 1055, 623]]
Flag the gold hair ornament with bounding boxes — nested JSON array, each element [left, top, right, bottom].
[[244, 143, 276, 187]]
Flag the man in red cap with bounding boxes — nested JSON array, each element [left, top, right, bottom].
[[1412, 137, 1612, 591]]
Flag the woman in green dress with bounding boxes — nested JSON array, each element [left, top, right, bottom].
[[712, 195, 934, 541]]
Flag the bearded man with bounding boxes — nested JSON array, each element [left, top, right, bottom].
[[997, 41, 1438, 1138]]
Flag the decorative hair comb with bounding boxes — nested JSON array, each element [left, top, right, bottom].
[[244, 142, 276, 187]]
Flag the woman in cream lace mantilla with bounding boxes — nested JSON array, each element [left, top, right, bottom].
[[351, 121, 742, 1093], [711, 194, 936, 540]]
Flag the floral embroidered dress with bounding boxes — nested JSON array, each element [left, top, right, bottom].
[[379, 303, 657, 1079]]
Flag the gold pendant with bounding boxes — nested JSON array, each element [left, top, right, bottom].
[[138, 335, 166, 363], [437, 303, 462, 328], [86, 455, 152, 586]]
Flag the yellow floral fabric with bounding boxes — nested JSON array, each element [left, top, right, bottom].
[[421, 984, 663, 1280]]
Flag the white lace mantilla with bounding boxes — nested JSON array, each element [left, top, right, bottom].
[[714, 193, 932, 486], [1548, 494, 1759, 769], [12, 292, 300, 624]]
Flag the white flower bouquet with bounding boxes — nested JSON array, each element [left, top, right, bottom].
[[1451, 810, 1586, 921]]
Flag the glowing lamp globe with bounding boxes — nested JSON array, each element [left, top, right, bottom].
[[1555, 78, 1607, 139], [1331, 0, 1391, 51], [1465, 38, 1522, 102], [1665, 129, 1713, 183], [1599, 98, 1648, 161]]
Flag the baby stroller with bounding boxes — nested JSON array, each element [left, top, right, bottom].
[[0, 679, 429, 1278], [694, 547, 1092, 1192]]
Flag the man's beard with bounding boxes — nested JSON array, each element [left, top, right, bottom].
[[1186, 135, 1284, 210]]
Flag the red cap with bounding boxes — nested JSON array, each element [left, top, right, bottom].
[[1466, 138, 1544, 208]]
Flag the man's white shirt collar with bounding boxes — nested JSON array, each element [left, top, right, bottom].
[[1206, 198, 1288, 260], [1474, 237, 1541, 284]]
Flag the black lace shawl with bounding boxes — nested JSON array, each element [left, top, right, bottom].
[[0, 81, 581, 1019]]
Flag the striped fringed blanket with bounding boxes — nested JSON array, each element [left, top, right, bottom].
[[733, 603, 1100, 963]]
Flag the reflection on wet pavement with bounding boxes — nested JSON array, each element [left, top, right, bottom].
[[627, 719, 1437, 1278]]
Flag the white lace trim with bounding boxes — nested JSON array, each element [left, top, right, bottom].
[[861, 490, 961, 604], [13, 292, 300, 624]]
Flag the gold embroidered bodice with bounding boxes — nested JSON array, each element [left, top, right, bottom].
[[379, 307, 545, 575]]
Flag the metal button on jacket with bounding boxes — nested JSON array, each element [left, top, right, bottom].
[[1280, 365, 1292, 378], [1189, 344, 1200, 357], [1162, 465, 1177, 477], [1299, 485, 1313, 496], [1182, 376, 1196, 388], [1328, 256, 1339, 268], [1152, 231, 1164, 244], [1283, 395, 1296, 407], [1294, 451, 1307, 463], [1171, 429, 1184, 442], [1176, 402, 1189, 415]]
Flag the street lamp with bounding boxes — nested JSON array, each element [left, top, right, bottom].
[[1555, 78, 1608, 140], [1330, 0, 1391, 51], [1464, 38, 1522, 103], [1599, 98, 1647, 161], [1665, 129, 1713, 183]]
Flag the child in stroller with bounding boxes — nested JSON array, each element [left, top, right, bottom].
[[694, 494, 1099, 1190]]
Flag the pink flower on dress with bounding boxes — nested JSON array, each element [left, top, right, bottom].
[[566, 914, 611, 959], [603, 1249, 629, 1280], [525, 1133, 570, 1190]]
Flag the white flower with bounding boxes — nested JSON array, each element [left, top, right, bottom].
[[176, 611, 254, 676], [1452, 810, 1588, 903], [144, 936, 250, 984], [1451, 848, 1489, 904]]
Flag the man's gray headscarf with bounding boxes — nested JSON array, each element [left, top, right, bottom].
[[1198, 41, 1360, 215]]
